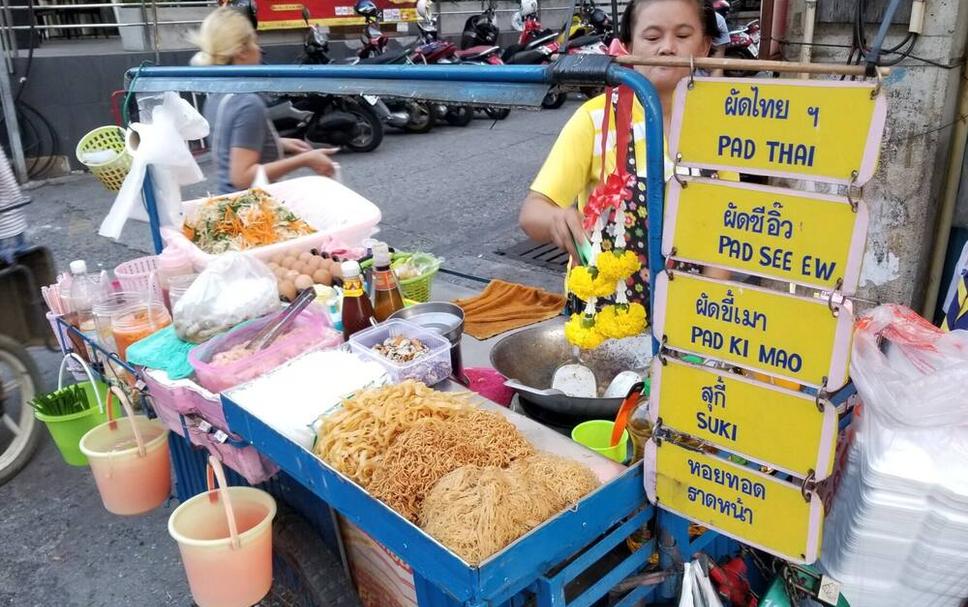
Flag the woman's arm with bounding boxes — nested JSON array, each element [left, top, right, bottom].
[[228, 146, 338, 190], [520, 192, 587, 259]]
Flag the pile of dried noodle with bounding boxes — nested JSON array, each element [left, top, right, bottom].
[[314, 381, 472, 486], [418, 453, 600, 564], [368, 409, 535, 522]]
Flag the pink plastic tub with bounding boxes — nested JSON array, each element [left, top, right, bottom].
[[189, 307, 342, 394]]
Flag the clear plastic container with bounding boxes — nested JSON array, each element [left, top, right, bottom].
[[111, 302, 173, 361], [348, 319, 451, 385], [189, 307, 342, 393], [168, 273, 198, 311], [93, 290, 162, 354]]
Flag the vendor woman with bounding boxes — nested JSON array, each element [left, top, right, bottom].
[[191, 7, 339, 193], [519, 0, 733, 315]]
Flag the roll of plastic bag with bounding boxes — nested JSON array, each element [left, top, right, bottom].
[[98, 92, 209, 239]]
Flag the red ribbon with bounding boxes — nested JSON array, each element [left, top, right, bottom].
[[583, 86, 636, 231]]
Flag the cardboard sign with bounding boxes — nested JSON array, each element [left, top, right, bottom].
[[651, 271, 853, 389], [667, 78, 887, 185], [649, 358, 838, 479], [663, 177, 869, 292], [257, 0, 417, 30], [644, 439, 824, 563]]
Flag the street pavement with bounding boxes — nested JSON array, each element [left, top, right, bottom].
[[0, 101, 577, 606]]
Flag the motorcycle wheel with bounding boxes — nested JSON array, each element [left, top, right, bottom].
[[0, 335, 42, 486], [724, 47, 758, 77], [484, 107, 511, 120], [541, 90, 568, 110], [445, 106, 473, 127], [341, 99, 384, 153], [403, 102, 436, 134]]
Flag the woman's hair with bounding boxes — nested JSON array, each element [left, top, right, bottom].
[[619, 0, 718, 45], [189, 7, 257, 66]]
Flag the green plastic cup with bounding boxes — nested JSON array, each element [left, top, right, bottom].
[[35, 381, 113, 466], [571, 420, 629, 463]]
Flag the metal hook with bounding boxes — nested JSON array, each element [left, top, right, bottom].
[[870, 69, 883, 99], [672, 153, 688, 187], [801, 470, 816, 503], [847, 171, 861, 212], [814, 376, 829, 413], [827, 278, 844, 317], [688, 56, 696, 89]]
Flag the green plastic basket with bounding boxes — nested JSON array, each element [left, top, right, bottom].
[[75, 125, 132, 192], [361, 252, 440, 304]]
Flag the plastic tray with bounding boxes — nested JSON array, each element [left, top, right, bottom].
[[189, 307, 342, 394], [348, 319, 451, 385], [163, 175, 382, 268]]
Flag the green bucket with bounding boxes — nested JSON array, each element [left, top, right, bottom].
[[571, 420, 630, 464], [35, 381, 113, 466]]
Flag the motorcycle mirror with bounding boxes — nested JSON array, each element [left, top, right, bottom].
[[301, 6, 310, 23]]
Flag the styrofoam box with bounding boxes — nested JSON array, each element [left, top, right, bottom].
[[163, 175, 381, 268]]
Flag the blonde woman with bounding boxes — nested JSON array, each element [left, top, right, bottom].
[[192, 7, 338, 193]]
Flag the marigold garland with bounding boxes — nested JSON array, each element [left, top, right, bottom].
[[597, 249, 640, 283], [564, 313, 606, 350], [596, 303, 647, 339], [566, 266, 615, 301]]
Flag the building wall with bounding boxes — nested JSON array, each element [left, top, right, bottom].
[[783, 0, 968, 309]]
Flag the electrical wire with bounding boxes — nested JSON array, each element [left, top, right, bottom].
[[777, 40, 966, 71]]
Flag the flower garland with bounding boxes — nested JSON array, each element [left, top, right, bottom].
[[564, 300, 606, 350]]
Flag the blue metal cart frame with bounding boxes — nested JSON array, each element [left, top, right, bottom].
[[68, 56, 741, 606]]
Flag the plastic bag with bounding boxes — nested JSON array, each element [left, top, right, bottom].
[[173, 252, 279, 343], [99, 92, 209, 239], [851, 304, 968, 430], [393, 252, 443, 281]]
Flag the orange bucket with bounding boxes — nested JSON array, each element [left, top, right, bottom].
[[79, 386, 171, 515]]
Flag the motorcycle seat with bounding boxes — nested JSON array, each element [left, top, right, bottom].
[[454, 45, 500, 61], [524, 31, 558, 50], [505, 47, 548, 65], [357, 50, 409, 64], [564, 35, 602, 50]]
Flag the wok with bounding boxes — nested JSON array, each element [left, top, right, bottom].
[[489, 321, 652, 419]]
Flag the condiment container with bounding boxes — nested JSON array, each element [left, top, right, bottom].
[[348, 319, 451, 385], [111, 302, 172, 361]]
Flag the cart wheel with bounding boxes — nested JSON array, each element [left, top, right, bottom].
[[259, 507, 361, 607], [0, 334, 42, 486]]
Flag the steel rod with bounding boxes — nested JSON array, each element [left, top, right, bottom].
[[0, 19, 204, 30], [3, 1, 214, 8], [615, 55, 891, 77]]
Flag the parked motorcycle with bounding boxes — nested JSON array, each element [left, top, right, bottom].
[[711, 0, 761, 77], [268, 9, 385, 153], [350, 0, 438, 133]]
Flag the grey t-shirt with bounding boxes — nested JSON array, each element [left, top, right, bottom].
[[205, 93, 282, 194]]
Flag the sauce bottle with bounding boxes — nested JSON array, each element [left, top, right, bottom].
[[371, 242, 405, 322], [340, 260, 375, 340]]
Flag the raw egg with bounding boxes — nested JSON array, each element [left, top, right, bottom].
[[279, 280, 297, 301], [312, 268, 331, 285], [294, 274, 314, 291]]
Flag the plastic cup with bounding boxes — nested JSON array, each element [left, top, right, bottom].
[[571, 420, 630, 463], [93, 290, 158, 354]]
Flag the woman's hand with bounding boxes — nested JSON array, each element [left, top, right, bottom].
[[519, 192, 589, 260], [281, 137, 313, 155], [296, 147, 340, 177]]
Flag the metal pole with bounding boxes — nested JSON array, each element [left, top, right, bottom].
[[615, 54, 891, 77], [0, 12, 27, 183], [150, 0, 160, 64], [142, 167, 164, 253], [610, 0, 618, 33]]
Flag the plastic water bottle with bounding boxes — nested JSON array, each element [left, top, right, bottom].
[[67, 260, 99, 358]]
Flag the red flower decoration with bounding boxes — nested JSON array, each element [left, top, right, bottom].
[[583, 171, 635, 231]]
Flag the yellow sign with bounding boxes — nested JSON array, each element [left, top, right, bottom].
[[645, 439, 824, 563], [668, 77, 887, 185], [652, 271, 854, 389], [650, 358, 838, 479], [664, 177, 869, 292]]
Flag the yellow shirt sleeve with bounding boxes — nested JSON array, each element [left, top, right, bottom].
[[530, 104, 595, 208]]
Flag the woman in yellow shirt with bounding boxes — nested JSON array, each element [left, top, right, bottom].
[[519, 0, 730, 309]]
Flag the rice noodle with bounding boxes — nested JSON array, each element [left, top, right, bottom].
[[419, 453, 600, 564]]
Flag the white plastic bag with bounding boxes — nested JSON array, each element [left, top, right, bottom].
[[851, 304, 968, 430], [99, 92, 209, 239], [173, 252, 279, 343]]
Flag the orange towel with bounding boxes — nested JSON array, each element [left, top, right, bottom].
[[454, 280, 565, 340]]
